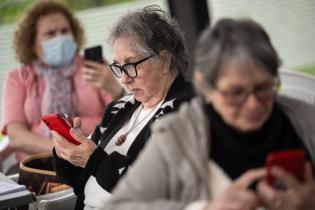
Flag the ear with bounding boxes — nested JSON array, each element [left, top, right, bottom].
[[193, 70, 213, 102], [159, 50, 172, 74]]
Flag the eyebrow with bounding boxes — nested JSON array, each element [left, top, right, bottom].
[[225, 80, 274, 89], [112, 56, 138, 65]]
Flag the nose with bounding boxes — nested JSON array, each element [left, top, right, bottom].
[[243, 93, 261, 109], [121, 71, 132, 84]]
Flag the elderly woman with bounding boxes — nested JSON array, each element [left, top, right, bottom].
[[0, 0, 122, 164], [106, 19, 315, 210], [52, 6, 194, 210]]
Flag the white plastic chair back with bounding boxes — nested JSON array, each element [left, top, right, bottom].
[[35, 188, 76, 210], [279, 70, 315, 105]]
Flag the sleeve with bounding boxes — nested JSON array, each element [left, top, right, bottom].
[[183, 201, 208, 210], [105, 130, 189, 210], [52, 149, 89, 195], [1, 71, 27, 134], [84, 148, 134, 192]]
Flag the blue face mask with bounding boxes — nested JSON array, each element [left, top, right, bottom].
[[42, 36, 77, 66]]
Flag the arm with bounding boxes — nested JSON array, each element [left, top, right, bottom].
[[7, 123, 53, 154], [84, 148, 133, 192], [82, 60, 124, 100], [1, 70, 52, 154], [52, 117, 98, 194], [52, 148, 89, 194]]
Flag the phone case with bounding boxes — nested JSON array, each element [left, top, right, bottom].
[[41, 114, 81, 145], [266, 149, 305, 185], [84, 45, 103, 63]]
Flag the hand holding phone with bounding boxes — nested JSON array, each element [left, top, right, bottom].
[[84, 45, 103, 63], [266, 149, 305, 188], [41, 114, 81, 145]]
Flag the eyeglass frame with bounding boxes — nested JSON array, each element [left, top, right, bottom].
[[213, 79, 280, 106], [109, 54, 155, 78]]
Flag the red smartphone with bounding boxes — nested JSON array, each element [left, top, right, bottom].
[[266, 149, 305, 187], [41, 114, 81, 145]]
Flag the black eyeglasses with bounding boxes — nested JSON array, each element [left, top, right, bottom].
[[109, 54, 154, 78], [215, 80, 279, 106]]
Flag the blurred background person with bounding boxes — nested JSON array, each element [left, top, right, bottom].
[[106, 18, 315, 210], [0, 0, 123, 173], [52, 6, 194, 210]]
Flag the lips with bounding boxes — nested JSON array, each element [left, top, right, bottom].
[[245, 113, 264, 122]]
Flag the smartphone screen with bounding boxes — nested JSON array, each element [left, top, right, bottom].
[[41, 114, 81, 145], [84, 45, 103, 63], [266, 149, 305, 188]]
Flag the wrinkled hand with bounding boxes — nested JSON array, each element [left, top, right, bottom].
[[82, 59, 122, 99], [52, 117, 97, 168], [205, 168, 265, 210], [257, 163, 315, 210]]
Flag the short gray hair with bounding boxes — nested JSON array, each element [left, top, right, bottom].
[[194, 18, 281, 88], [109, 5, 188, 77]]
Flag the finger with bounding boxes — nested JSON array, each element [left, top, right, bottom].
[[220, 200, 254, 210], [304, 162, 314, 183], [84, 60, 104, 68], [82, 66, 100, 74], [73, 117, 82, 129], [237, 190, 260, 210], [234, 168, 266, 189], [257, 180, 277, 201], [257, 180, 286, 209], [51, 131, 75, 152], [82, 76, 99, 84], [271, 166, 300, 189], [69, 128, 86, 143], [82, 69, 100, 80]]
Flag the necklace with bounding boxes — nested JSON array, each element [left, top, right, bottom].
[[115, 104, 159, 146]]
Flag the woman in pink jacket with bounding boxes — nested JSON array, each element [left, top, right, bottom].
[[1, 1, 123, 165]]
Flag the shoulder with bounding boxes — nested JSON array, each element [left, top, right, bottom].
[[276, 95, 315, 122], [166, 76, 195, 102], [4, 65, 35, 83], [98, 94, 137, 128], [152, 97, 205, 144], [149, 97, 209, 165]]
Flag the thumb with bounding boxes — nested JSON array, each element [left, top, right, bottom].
[[73, 117, 82, 129], [234, 168, 266, 189], [69, 127, 86, 143], [304, 161, 314, 183]]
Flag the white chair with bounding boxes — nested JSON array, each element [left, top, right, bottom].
[[8, 173, 76, 210], [279, 70, 315, 105], [36, 188, 76, 210]]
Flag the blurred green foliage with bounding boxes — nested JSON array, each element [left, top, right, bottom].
[[297, 64, 315, 76], [0, 0, 136, 25]]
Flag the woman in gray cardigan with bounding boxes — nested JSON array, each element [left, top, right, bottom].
[[106, 18, 315, 210]]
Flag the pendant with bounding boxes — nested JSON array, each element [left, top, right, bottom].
[[115, 134, 126, 146]]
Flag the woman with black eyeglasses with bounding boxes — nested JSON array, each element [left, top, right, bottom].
[[106, 19, 315, 210], [51, 6, 194, 210]]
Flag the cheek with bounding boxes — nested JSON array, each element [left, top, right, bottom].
[[218, 106, 240, 126], [211, 97, 240, 125], [136, 69, 160, 91], [235, 101, 274, 131], [33, 40, 43, 59]]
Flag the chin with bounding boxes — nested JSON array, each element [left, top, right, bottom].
[[239, 121, 265, 132], [133, 94, 144, 103]]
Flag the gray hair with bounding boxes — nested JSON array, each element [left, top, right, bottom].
[[194, 18, 281, 88], [109, 5, 188, 77]]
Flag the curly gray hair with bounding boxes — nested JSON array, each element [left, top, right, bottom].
[[109, 5, 188, 77]]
